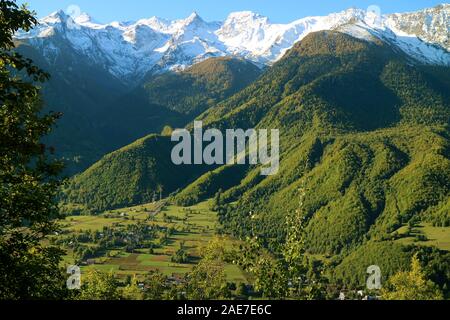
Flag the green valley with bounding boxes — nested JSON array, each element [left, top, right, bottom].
[[3, 0, 450, 301], [59, 30, 450, 299], [56, 200, 247, 283]]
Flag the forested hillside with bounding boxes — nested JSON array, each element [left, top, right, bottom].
[[190, 31, 450, 246], [16, 39, 261, 174], [61, 31, 450, 293], [143, 57, 262, 117], [60, 134, 212, 214]]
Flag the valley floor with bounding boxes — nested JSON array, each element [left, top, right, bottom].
[[57, 200, 247, 283]]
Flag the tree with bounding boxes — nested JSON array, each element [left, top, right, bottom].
[[156, 184, 163, 201], [282, 186, 308, 297], [238, 237, 288, 299], [184, 238, 229, 300], [211, 189, 223, 211], [121, 275, 144, 300], [0, 0, 65, 299], [381, 254, 443, 300], [171, 242, 189, 263], [160, 125, 173, 137], [78, 270, 120, 300], [144, 270, 177, 300], [185, 259, 228, 300]]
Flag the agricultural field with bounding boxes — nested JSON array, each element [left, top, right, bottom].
[[55, 200, 247, 283], [394, 223, 450, 252]]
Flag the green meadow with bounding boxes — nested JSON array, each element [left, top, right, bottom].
[[59, 200, 247, 283], [394, 223, 450, 252]]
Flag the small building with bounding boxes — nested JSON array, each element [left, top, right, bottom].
[[86, 259, 96, 265]]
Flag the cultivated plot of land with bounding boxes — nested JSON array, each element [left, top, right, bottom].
[[58, 200, 247, 283], [394, 223, 450, 251]]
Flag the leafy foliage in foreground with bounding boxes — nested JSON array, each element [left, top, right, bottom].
[[381, 254, 443, 300], [0, 0, 66, 299]]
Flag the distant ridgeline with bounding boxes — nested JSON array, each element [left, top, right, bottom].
[[16, 5, 450, 176], [60, 31, 450, 289], [14, 42, 262, 175]]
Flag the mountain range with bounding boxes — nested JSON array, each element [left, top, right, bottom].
[[16, 4, 450, 85], [13, 4, 450, 174]]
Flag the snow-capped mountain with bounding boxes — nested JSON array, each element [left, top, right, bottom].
[[15, 4, 450, 84]]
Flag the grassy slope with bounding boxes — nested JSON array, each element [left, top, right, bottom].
[[394, 223, 450, 251]]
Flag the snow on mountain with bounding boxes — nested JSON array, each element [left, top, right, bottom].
[[15, 5, 450, 84]]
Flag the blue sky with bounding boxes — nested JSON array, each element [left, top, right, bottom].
[[18, 0, 446, 23]]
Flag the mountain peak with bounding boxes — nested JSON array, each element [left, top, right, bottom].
[[17, 5, 450, 82], [135, 16, 170, 31], [335, 7, 370, 20], [41, 10, 97, 26], [225, 11, 266, 22], [184, 11, 204, 24], [188, 11, 200, 19], [408, 2, 449, 13], [74, 12, 94, 24], [42, 10, 69, 24]]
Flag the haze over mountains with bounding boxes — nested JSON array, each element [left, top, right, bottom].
[[16, 4, 450, 84]]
